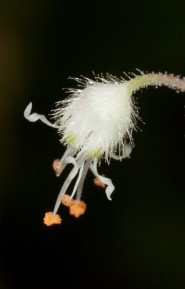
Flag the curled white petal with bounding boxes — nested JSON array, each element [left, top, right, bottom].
[[90, 158, 115, 200], [24, 102, 57, 128]]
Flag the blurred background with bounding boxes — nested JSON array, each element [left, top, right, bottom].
[[0, 0, 184, 288]]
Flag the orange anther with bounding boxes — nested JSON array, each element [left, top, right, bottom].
[[52, 159, 62, 175], [62, 194, 74, 207], [43, 211, 62, 226], [93, 174, 106, 188], [69, 200, 86, 218]]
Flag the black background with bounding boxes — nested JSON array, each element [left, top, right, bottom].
[[0, 1, 185, 289]]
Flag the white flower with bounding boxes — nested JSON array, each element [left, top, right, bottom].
[[53, 75, 139, 160], [24, 71, 185, 225]]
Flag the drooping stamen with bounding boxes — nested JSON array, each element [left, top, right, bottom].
[[53, 156, 79, 215]]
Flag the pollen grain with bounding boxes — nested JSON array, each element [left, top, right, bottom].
[[43, 211, 62, 226], [69, 200, 86, 218]]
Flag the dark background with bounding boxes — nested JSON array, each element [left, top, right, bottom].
[[0, 1, 184, 288]]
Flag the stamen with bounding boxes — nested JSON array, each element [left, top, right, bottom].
[[43, 212, 62, 226], [69, 200, 86, 218], [53, 156, 79, 215]]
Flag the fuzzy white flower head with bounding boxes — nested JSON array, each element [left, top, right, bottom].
[[54, 74, 138, 160], [24, 70, 185, 225]]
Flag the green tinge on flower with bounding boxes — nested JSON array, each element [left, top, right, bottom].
[[65, 132, 77, 145], [24, 70, 185, 225], [87, 148, 102, 157]]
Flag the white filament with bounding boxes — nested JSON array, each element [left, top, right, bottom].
[[69, 161, 85, 200], [53, 156, 79, 214]]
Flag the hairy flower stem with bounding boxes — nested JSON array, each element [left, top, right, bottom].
[[128, 73, 185, 93]]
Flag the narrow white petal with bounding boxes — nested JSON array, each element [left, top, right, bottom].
[[24, 102, 57, 128], [90, 158, 115, 200]]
